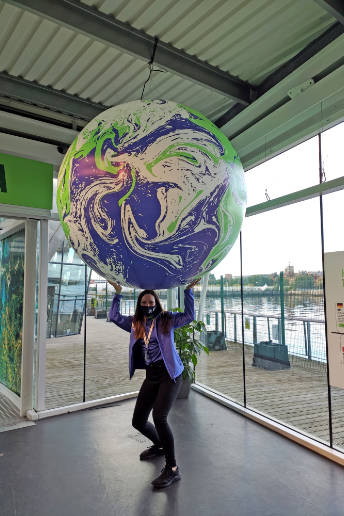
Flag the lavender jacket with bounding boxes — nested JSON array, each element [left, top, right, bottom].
[[108, 289, 195, 382]]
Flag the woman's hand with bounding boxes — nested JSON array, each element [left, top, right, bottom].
[[185, 278, 201, 290], [108, 280, 122, 294]]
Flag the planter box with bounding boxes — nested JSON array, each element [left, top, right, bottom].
[[252, 340, 290, 370], [95, 309, 107, 319], [206, 330, 227, 351], [177, 378, 192, 399]]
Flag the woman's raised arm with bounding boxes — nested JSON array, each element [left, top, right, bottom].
[[107, 281, 133, 333], [171, 278, 200, 329]]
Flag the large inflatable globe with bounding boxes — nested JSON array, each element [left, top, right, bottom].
[[57, 100, 246, 289]]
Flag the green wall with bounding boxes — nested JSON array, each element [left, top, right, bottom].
[[0, 153, 53, 210]]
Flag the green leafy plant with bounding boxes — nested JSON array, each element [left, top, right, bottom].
[[172, 310, 209, 382]]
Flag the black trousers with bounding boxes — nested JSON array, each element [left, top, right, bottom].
[[132, 360, 182, 467]]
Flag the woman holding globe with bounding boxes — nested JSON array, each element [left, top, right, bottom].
[[56, 98, 245, 488], [108, 278, 199, 489]]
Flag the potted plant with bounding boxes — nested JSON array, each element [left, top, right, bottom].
[[172, 313, 209, 398]]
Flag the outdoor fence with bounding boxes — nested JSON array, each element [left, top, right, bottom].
[[201, 310, 326, 370], [49, 272, 327, 372]]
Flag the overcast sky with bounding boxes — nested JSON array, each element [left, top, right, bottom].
[[212, 121, 344, 278]]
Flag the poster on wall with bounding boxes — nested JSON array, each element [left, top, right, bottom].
[[0, 153, 53, 210], [0, 230, 25, 396], [324, 251, 344, 389]]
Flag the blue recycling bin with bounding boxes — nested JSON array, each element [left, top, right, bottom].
[[252, 340, 290, 370]]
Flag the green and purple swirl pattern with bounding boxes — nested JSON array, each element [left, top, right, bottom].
[[57, 100, 246, 289]]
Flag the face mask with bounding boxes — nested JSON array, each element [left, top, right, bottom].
[[140, 305, 156, 316]]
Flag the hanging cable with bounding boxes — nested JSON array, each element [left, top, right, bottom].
[[140, 37, 164, 101]]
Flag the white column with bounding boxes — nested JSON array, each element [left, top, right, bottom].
[[36, 219, 48, 411], [198, 272, 210, 322], [178, 285, 185, 311], [174, 287, 178, 309], [20, 219, 38, 417], [167, 288, 173, 310], [167, 288, 178, 310]]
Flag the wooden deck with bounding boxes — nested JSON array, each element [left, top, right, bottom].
[[197, 343, 344, 450], [0, 392, 35, 432], [45, 317, 146, 408], [43, 316, 344, 450]]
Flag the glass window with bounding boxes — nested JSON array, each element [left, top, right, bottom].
[[322, 190, 344, 452], [245, 136, 319, 206], [242, 199, 329, 444], [85, 273, 146, 401], [45, 228, 87, 409], [321, 121, 344, 182], [196, 237, 245, 406]]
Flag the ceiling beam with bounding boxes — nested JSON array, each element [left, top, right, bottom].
[[214, 104, 246, 129], [256, 22, 344, 96], [313, 0, 344, 26], [215, 22, 344, 128], [6, 0, 253, 105], [227, 56, 344, 143], [0, 72, 105, 120]]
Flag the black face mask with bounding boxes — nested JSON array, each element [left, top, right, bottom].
[[140, 305, 156, 316]]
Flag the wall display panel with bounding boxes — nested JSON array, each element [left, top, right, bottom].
[[245, 136, 319, 207], [196, 237, 244, 406], [322, 190, 344, 452], [0, 228, 25, 395], [241, 199, 331, 444]]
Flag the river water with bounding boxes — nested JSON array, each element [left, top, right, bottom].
[[204, 293, 324, 320]]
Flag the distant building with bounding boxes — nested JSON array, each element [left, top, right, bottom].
[[284, 265, 294, 277], [225, 274, 232, 280]]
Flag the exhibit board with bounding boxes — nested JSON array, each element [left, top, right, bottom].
[[0, 153, 53, 210], [324, 251, 344, 389], [0, 229, 25, 395]]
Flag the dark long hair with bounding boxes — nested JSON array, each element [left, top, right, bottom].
[[132, 290, 172, 338]]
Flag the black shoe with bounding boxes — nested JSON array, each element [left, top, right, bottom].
[[151, 465, 181, 488], [139, 444, 165, 461]]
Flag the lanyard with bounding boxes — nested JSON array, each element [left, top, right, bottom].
[[143, 319, 155, 349]]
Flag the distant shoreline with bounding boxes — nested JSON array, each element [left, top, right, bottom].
[[112, 288, 324, 299]]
